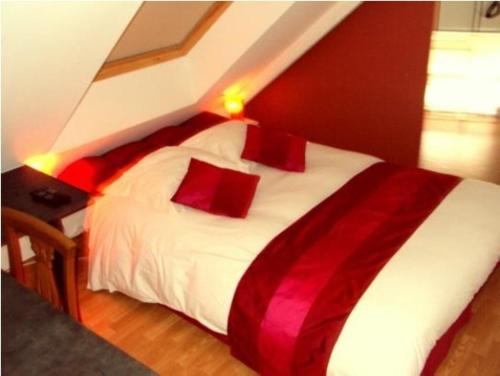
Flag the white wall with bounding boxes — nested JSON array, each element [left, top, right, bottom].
[[438, 2, 500, 32], [51, 56, 193, 151], [1, 1, 141, 171]]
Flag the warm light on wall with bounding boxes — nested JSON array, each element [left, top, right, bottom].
[[24, 153, 59, 175], [224, 87, 245, 119]]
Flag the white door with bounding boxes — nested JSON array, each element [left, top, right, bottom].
[[478, 1, 500, 32], [438, 1, 500, 32]]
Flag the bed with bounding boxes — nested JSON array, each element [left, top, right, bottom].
[[63, 114, 500, 375]]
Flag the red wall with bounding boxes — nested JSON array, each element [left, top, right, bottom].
[[246, 2, 435, 166]]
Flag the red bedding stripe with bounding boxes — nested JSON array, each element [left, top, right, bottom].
[[228, 162, 460, 376]]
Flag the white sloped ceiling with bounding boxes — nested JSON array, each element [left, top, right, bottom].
[[1, 1, 141, 172], [50, 2, 297, 154]]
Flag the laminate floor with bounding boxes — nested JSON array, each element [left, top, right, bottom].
[[420, 111, 500, 184]]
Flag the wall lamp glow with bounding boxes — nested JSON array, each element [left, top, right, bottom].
[[24, 153, 59, 175], [224, 91, 245, 120]]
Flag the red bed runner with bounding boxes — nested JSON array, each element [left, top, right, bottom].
[[228, 162, 460, 376]]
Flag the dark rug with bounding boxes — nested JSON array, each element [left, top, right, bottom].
[[1, 272, 157, 375]]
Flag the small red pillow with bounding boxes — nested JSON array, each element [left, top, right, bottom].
[[58, 157, 114, 194], [171, 159, 260, 218], [241, 125, 306, 172]]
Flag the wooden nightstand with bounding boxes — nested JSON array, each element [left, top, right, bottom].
[[2, 166, 90, 301], [1, 165, 89, 233]]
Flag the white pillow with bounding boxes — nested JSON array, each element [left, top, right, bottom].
[[180, 120, 248, 162]]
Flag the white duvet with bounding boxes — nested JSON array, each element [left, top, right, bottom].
[[88, 121, 500, 376]]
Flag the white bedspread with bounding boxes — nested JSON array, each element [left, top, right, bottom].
[[88, 122, 500, 376]]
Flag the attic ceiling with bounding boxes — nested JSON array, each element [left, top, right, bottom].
[[106, 1, 215, 62], [1, 1, 361, 173], [1, 1, 141, 172]]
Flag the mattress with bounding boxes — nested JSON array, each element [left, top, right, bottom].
[[87, 121, 500, 375]]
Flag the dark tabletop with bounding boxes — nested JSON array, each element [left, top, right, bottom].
[[1, 165, 89, 224], [1, 272, 157, 376]]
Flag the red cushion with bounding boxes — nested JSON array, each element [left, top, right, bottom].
[[241, 125, 306, 172], [102, 141, 148, 167], [171, 159, 260, 218], [58, 157, 113, 193]]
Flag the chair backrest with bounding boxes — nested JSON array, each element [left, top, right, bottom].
[[2, 207, 80, 321]]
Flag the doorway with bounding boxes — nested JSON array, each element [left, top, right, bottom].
[[420, 1, 500, 183]]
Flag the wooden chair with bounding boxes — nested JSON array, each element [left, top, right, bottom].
[[2, 207, 80, 321]]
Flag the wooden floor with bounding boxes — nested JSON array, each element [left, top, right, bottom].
[[74, 111, 500, 375], [420, 111, 500, 184]]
